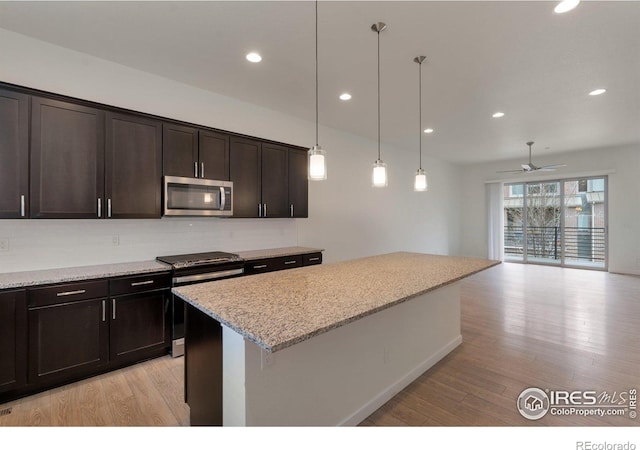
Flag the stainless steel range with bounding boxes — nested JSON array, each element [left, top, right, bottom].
[[156, 251, 245, 357]]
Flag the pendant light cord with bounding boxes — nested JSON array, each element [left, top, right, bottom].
[[315, 0, 319, 147], [377, 26, 381, 161], [418, 60, 422, 170]]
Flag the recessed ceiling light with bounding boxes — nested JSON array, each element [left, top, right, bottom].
[[589, 88, 607, 96], [246, 52, 262, 63], [492, 112, 505, 118], [554, 0, 580, 14], [423, 128, 434, 134], [339, 93, 352, 101]]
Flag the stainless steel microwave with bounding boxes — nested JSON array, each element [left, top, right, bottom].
[[163, 176, 233, 217]]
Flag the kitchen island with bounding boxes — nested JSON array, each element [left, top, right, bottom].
[[173, 252, 499, 426]]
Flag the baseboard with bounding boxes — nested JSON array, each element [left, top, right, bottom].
[[338, 334, 463, 426]]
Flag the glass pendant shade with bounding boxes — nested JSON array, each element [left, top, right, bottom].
[[414, 168, 428, 192], [372, 159, 388, 187], [308, 145, 327, 180]]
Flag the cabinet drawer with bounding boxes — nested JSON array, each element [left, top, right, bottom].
[[109, 272, 171, 296], [245, 255, 303, 275], [303, 252, 323, 266], [28, 280, 108, 308]]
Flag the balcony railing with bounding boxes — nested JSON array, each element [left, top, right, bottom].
[[504, 226, 605, 263]]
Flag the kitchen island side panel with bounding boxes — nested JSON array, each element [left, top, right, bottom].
[[225, 283, 461, 426]]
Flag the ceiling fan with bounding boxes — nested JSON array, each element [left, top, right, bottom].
[[497, 141, 567, 174]]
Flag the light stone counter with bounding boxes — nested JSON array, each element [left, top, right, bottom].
[[0, 260, 171, 290], [173, 252, 499, 353], [236, 246, 323, 260]]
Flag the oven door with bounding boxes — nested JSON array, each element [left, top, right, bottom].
[[170, 262, 244, 357], [164, 176, 233, 217]]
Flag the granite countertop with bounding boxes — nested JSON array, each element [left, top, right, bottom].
[[237, 246, 323, 261], [173, 252, 500, 353], [0, 246, 323, 290], [0, 260, 171, 290]]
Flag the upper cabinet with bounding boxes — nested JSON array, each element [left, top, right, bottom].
[[230, 138, 307, 219], [106, 112, 162, 219], [261, 143, 289, 218], [0, 89, 29, 219], [163, 122, 230, 181], [30, 97, 105, 219], [0, 83, 308, 220], [288, 148, 309, 218], [229, 137, 262, 218]]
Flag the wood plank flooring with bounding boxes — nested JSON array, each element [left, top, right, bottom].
[[1, 262, 639, 427]]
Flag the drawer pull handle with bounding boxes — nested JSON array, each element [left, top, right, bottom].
[[56, 289, 86, 297], [102, 300, 106, 322], [131, 280, 154, 287], [309, 257, 320, 261], [112, 299, 116, 320], [253, 264, 267, 269], [284, 260, 297, 265]]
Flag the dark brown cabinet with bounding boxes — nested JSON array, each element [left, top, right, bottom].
[[230, 137, 262, 217], [163, 122, 230, 181], [30, 97, 105, 219], [108, 273, 170, 364], [27, 280, 109, 384], [261, 143, 289, 218], [106, 112, 162, 218], [288, 148, 309, 218], [230, 138, 291, 218], [244, 251, 322, 275], [0, 89, 29, 219], [0, 290, 27, 394]]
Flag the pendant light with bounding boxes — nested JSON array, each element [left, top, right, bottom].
[[371, 22, 387, 187], [308, 0, 327, 181], [413, 55, 428, 192]]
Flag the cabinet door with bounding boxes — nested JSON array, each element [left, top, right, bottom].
[[261, 143, 289, 218], [230, 137, 261, 218], [0, 89, 29, 219], [163, 122, 198, 178], [288, 148, 309, 218], [109, 290, 170, 364], [30, 97, 105, 218], [0, 290, 27, 394], [28, 298, 108, 384], [199, 130, 230, 181], [105, 112, 162, 218]]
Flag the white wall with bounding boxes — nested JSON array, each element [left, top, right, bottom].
[[459, 143, 640, 275], [0, 28, 461, 273]]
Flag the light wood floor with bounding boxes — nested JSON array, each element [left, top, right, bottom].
[[2, 262, 639, 426]]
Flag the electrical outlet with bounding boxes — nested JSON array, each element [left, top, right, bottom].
[[0, 238, 9, 252], [112, 235, 120, 246]]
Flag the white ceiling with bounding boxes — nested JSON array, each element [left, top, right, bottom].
[[0, 1, 638, 164]]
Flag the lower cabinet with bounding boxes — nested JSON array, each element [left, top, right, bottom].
[[1, 272, 171, 402], [0, 290, 27, 394], [109, 274, 170, 365], [244, 252, 323, 275], [28, 297, 109, 384]]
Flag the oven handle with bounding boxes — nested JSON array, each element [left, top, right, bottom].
[[173, 268, 244, 285]]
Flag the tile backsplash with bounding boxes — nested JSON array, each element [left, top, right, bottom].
[[0, 217, 298, 273]]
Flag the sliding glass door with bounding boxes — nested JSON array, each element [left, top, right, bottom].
[[503, 177, 607, 270]]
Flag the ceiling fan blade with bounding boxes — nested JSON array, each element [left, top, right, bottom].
[[496, 169, 524, 173], [539, 164, 567, 170]]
